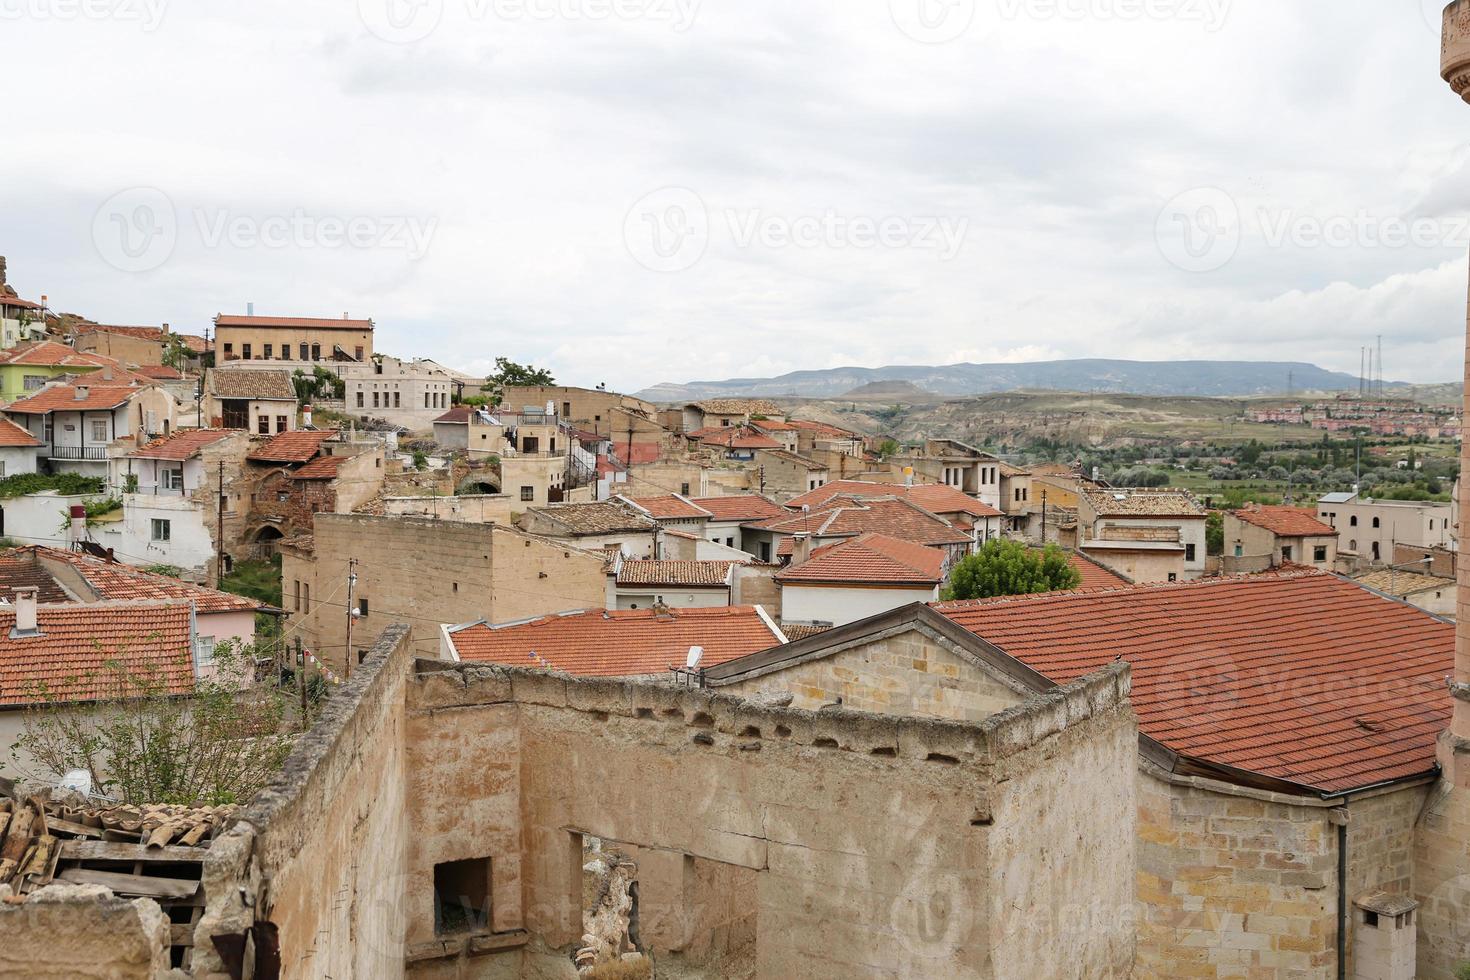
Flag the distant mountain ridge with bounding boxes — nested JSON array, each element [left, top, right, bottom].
[[636, 359, 1413, 402]]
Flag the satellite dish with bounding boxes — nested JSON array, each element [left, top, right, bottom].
[[58, 769, 92, 796], [686, 646, 704, 669]]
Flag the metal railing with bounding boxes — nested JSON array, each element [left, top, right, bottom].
[[47, 445, 108, 461]]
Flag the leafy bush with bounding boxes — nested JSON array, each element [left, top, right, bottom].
[[943, 540, 1081, 602], [0, 472, 105, 499]]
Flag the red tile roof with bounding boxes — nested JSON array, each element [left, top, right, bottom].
[[0, 418, 41, 448], [0, 601, 196, 707], [292, 454, 352, 480], [434, 406, 474, 424], [128, 429, 236, 461], [936, 572, 1454, 793], [0, 295, 44, 311], [135, 365, 183, 380], [447, 606, 784, 677], [622, 495, 712, 520], [214, 314, 373, 331], [0, 556, 74, 602], [8, 547, 262, 614], [1234, 505, 1339, 538], [6, 383, 148, 414], [1047, 549, 1130, 590], [615, 560, 739, 587], [753, 496, 973, 548], [690, 494, 789, 523], [689, 426, 783, 450], [178, 334, 211, 354], [246, 429, 338, 464], [778, 533, 945, 586], [0, 341, 111, 368], [786, 480, 1002, 519], [81, 324, 167, 341], [786, 419, 860, 439]]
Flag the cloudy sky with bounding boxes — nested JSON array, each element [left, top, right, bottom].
[[3, 0, 1467, 391]]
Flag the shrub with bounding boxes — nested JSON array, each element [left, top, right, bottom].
[[943, 540, 1081, 602]]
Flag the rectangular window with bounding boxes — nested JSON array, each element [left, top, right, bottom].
[[311, 343, 321, 360], [276, 415, 288, 433], [358, 598, 369, 617], [1281, 545, 1294, 562], [89, 419, 108, 443], [372, 391, 380, 408], [164, 468, 184, 491], [257, 415, 270, 435], [356, 391, 365, 408], [1314, 545, 1328, 563], [263, 343, 273, 359], [563, 401, 572, 417], [681, 483, 690, 496], [242, 343, 252, 360], [282, 346, 291, 360], [304, 583, 310, 614], [520, 486, 535, 502], [1185, 544, 1196, 562], [434, 858, 491, 935], [151, 518, 171, 541], [294, 580, 301, 612], [223, 343, 234, 358], [23, 374, 45, 391], [195, 635, 216, 668], [300, 343, 309, 360], [355, 346, 364, 361], [394, 391, 400, 408]]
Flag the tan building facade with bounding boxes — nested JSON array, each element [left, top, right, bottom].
[[213, 313, 373, 365]]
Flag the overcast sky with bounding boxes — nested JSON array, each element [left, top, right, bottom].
[[3, 0, 1467, 390]]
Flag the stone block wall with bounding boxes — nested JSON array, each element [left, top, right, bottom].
[[1414, 745, 1470, 979]]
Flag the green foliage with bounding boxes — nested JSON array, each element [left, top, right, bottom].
[[943, 540, 1081, 602], [872, 404, 905, 423], [1206, 512, 1224, 557], [876, 438, 901, 458], [160, 334, 192, 371], [220, 555, 283, 609], [481, 357, 555, 399], [1368, 483, 1449, 502], [11, 639, 298, 805], [145, 564, 185, 578], [1456, 962, 1470, 980], [411, 448, 429, 471], [291, 365, 345, 403], [0, 472, 105, 499], [57, 497, 122, 531]]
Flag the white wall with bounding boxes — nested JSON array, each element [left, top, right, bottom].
[[111, 494, 215, 573], [0, 492, 107, 547], [780, 583, 939, 627], [0, 446, 37, 479], [613, 587, 731, 610]]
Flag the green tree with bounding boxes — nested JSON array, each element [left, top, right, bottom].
[[482, 357, 555, 403], [943, 540, 1081, 602], [876, 438, 901, 458], [1206, 512, 1224, 556]]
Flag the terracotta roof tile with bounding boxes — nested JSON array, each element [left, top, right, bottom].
[[690, 494, 789, 522], [616, 560, 739, 587], [621, 495, 712, 520], [135, 365, 183, 380], [1046, 549, 1131, 590], [0, 418, 41, 448], [247, 429, 339, 464], [128, 429, 236, 461], [786, 480, 1002, 519], [0, 341, 113, 369], [936, 572, 1453, 793], [208, 368, 297, 401], [447, 606, 783, 677], [6, 383, 149, 414], [0, 601, 196, 707], [691, 399, 784, 416], [0, 556, 74, 602], [81, 324, 166, 341], [1353, 569, 1456, 598], [531, 502, 656, 535], [1233, 505, 1339, 538], [1082, 487, 1206, 518], [7, 547, 262, 614], [778, 533, 945, 586], [752, 496, 973, 547], [292, 454, 352, 480], [215, 314, 374, 331]]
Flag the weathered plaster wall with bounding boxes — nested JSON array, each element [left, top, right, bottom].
[[1414, 754, 1470, 979]]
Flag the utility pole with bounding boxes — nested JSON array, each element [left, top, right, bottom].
[[345, 557, 358, 679], [215, 460, 225, 587], [1040, 489, 1048, 545], [296, 636, 306, 717], [758, 466, 765, 496]]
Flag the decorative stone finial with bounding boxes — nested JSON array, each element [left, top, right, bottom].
[[1444, 1, 1470, 102]]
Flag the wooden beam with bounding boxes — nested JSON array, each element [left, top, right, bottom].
[[59, 840, 206, 864], [57, 868, 200, 900]]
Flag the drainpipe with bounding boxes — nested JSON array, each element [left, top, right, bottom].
[[1332, 807, 1349, 980]]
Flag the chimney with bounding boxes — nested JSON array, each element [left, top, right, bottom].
[[792, 532, 813, 566], [162, 322, 170, 336], [101, 365, 113, 381], [302, 405, 313, 428], [74, 385, 89, 401], [247, 302, 254, 316], [1442, 2, 1470, 750], [11, 587, 39, 637], [70, 504, 87, 546]]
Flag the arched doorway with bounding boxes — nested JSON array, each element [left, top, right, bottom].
[[252, 524, 285, 559]]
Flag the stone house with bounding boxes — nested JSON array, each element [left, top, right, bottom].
[[1077, 487, 1207, 583], [679, 398, 785, 432], [500, 385, 661, 436], [604, 557, 743, 611], [786, 479, 1004, 544], [1351, 568, 1458, 617], [708, 568, 1462, 978], [279, 513, 607, 673], [689, 493, 789, 551], [431, 404, 475, 449], [742, 494, 975, 567], [616, 494, 712, 538], [69, 324, 194, 369], [338, 356, 463, 430], [5, 381, 178, 481], [0, 293, 46, 351], [517, 501, 660, 558], [0, 341, 135, 404], [748, 418, 799, 453], [1225, 504, 1339, 570], [212, 312, 373, 365], [687, 425, 784, 462], [776, 532, 946, 628], [889, 439, 1005, 510], [112, 429, 252, 579], [1315, 491, 1456, 565], [244, 430, 385, 554], [0, 418, 40, 479], [203, 367, 298, 434], [752, 447, 829, 497], [786, 418, 865, 458]]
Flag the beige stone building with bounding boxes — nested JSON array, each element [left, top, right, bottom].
[[203, 367, 298, 434], [1316, 491, 1456, 565], [1224, 504, 1340, 570], [279, 513, 607, 672], [1077, 487, 1207, 583], [213, 313, 373, 365], [339, 356, 464, 430]]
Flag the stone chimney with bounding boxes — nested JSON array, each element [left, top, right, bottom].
[[0, 255, 7, 288], [1442, 0, 1470, 752], [791, 532, 813, 566], [11, 587, 39, 637]]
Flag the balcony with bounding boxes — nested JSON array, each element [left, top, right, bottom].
[[47, 445, 108, 461]]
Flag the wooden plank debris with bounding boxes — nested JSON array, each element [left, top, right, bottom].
[[57, 868, 201, 900]]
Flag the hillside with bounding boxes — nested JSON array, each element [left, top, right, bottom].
[[637, 358, 1414, 402]]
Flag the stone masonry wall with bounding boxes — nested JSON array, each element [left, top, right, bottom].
[[1414, 755, 1470, 979]]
